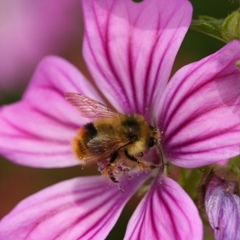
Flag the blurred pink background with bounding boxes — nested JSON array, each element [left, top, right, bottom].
[[0, 0, 84, 100]]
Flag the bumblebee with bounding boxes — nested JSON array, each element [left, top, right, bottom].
[[65, 93, 161, 183]]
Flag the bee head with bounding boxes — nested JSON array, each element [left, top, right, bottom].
[[121, 116, 143, 142], [121, 115, 160, 148]]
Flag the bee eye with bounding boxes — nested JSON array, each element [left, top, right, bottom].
[[131, 135, 138, 142], [147, 137, 156, 148]]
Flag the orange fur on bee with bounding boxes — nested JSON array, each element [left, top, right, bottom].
[[72, 128, 88, 160]]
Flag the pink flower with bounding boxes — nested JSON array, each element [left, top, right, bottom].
[[0, 0, 240, 238], [205, 175, 240, 239], [0, 0, 82, 96]]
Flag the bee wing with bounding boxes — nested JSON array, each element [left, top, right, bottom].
[[84, 137, 130, 163], [65, 93, 121, 119]]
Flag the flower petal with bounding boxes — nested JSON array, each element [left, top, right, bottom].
[[159, 40, 240, 168], [205, 175, 240, 239], [0, 175, 147, 240], [124, 177, 203, 240], [0, 57, 103, 168], [82, 0, 192, 113]]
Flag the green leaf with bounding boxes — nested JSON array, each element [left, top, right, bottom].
[[179, 168, 202, 200], [191, 10, 240, 43], [191, 16, 224, 42]]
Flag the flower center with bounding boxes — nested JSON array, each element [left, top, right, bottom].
[[97, 148, 161, 182]]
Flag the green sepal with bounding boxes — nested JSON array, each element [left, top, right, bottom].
[[221, 10, 240, 42], [191, 16, 224, 42], [191, 10, 240, 43]]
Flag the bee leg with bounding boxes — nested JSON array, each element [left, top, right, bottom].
[[108, 168, 125, 192], [108, 171, 119, 183], [124, 149, 140, 164], [124, 150, 154, 170], [109, 151, 119, 164], [107, 151, 119, 183]]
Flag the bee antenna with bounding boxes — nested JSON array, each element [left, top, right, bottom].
[[146, 107, 157, 131]]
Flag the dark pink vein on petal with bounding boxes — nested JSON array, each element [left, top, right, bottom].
[[162, 51, 238, 133], [86, 2, 130, 111], [1, 116, 69, 144], [144, 8, 174, 106], [149, 192, 160, 239], [149, 10, 187, 108], [126, 6, 147, 114], [134, 202, 146, 239], [161, 58, 215, 130], [84, 5, 129, 111], [104, 2, 131, 110], [30, 105, 79, 130], [143, 15, 162, 108], [127, 22, 138, 113], [0, 149, 72, 157], [53, 64, 88, 93], [163, 185, 195, 238], [79, 193, 124, 239], [168, 121, 239, 151], [15, 183, 103, 215], [24, 186, 114, 238], [171, 142, 239, 156], [163, 67, 238, 144], [158, 192, 179, 239], [53, 195, 119, 239]]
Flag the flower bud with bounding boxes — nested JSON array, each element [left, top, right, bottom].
[[205, 174, 240, 239], [221, 10, 240, 42]]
